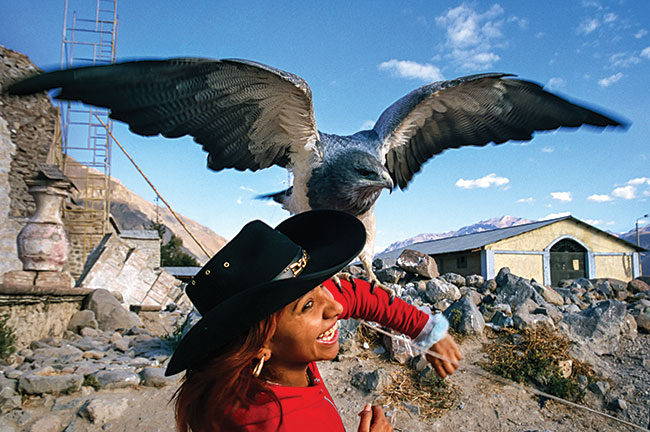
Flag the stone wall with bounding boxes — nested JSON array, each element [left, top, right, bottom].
[[0, 289, 89, 350], [0, 47, 60, 275], [0, 118, 23, 275]]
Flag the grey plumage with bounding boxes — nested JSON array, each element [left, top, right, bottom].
[[7, 57, 626, 285]]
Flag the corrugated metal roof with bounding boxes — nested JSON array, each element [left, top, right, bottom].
[[377, 216, 645, 262]]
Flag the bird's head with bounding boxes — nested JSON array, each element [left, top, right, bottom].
[[307, 149, 393, 216]]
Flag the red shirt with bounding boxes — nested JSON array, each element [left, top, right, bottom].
[[230, 278, 429, 431]]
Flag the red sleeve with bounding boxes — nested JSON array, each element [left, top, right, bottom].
[[323, 278, 429, 339]]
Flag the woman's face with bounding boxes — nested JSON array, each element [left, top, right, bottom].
[[267, 284, 343, 366]]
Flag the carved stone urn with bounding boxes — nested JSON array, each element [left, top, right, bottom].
[[16, 165, 73, 271]]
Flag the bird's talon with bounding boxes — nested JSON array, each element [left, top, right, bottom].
[[331, 275, 344, 293], [369, 280, 376, 294]]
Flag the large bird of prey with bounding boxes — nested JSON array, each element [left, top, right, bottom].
[[7, 58, 625, 298]]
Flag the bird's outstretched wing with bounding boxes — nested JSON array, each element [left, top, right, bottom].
[[7, 58, 320, 172], [373, 73, 626, 189]]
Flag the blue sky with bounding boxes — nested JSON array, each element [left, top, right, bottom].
[[2, 0, 649, 253]]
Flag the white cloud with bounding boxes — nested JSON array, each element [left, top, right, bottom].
[[455, 173, 509, 189], [636, 30, 648, 39], [598, 72, 623, 87], [585, 219, 603, 226], [611, 185, 636, 199], [603, 13, 617, 23], [628, 177, 650, 186], [360, 120, 375, 130], [236, 197, 243, 205], [435, 4, 507, 70], [551, 191, 573, 202], [378, 59, 444, 81], [641, 46, 650, 59], [609, 53, 641, 68], [578, 18, 599, 35], [587, 193, 613, 202], [541, 147, 555, 153], [517, 197, 534, 203], [239, 186, 255, 193], [606, 221, 616, 226], [541, 212, 571, 220], [547, 77, 566, 90]]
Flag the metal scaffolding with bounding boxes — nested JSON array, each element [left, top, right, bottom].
[[59, 0, 118, 277]]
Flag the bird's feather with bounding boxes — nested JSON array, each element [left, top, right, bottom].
[[7, 57, 321, 173], [373, 74, 626, 189]]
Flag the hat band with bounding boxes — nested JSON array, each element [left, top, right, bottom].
[[272, 249, 309, 281]]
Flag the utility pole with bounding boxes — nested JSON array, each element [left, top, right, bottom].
[[637, 214, 648, 247]]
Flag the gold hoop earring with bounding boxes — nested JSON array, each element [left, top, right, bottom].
[[252, 356, 265, 377]]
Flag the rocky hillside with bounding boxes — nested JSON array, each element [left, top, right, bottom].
[[382, 215, 532, 253], [64, 157, 227, 264]]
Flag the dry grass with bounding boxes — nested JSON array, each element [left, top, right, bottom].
[[481, 327, 595, 402], [380, 364, 458, 419]]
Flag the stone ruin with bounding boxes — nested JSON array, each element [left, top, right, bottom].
[[0, 46, 189, 350]]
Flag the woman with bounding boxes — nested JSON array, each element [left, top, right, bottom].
[[165, 209, 462, 431]]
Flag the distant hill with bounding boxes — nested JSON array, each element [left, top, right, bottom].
[[65, 157, 227, 264], [381, 216, 532, 253], [619, 223, 650, 275]]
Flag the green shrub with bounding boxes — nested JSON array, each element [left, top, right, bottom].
[[482, 328, 591, 402]]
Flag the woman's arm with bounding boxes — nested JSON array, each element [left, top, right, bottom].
[[324, 278, 461, 377], [323, 278, 428, 339]]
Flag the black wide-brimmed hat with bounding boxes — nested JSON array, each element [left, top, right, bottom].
[[165, 209, 366, 376]]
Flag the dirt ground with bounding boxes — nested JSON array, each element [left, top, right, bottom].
[[11, 334, 648, 432]]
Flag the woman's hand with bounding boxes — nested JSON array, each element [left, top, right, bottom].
[[357, 403, 393, 432], [425, 333, 462, 378]]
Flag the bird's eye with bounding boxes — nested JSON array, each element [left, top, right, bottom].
[[358, 169, 373, 177]]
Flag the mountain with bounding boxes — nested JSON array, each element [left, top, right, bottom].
[[618, 223, 650, 275], [65, 157, 227, 264], [381, 216, 533, 253]]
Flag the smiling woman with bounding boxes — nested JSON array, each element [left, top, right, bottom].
[[166, 209, 461, 431]]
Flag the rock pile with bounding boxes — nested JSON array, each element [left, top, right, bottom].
[[342, 249, 649, 410], [0, 290, 186, 430], [1, 249, 649, 430]]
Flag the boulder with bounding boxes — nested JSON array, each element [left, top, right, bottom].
[[628, 278, 650, 294], [81, 397, 130, 424], [139, 367, 172, 387], [494, 267, 547, 307], [532, 281, 564, 306], [351, 368, 392, 393], [375, 267, 407, 285], [84, 289, 143, 332], [558, 299, 628, 361], [424, 278, 461, 304], [439, 273, 466, 288], [396, 249, 439, 279], [479, 279, 497, 294], [67, 310, 98, 334], [18, 373, 83, 395], [465, 274, 485, 288], [91, 370, 141, 390], [443, 296, 485, 336]]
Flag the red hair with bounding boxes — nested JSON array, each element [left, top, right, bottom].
[[173, 313, 280, 431]]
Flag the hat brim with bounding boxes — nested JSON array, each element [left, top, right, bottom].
[[165, 210, 365, 376]]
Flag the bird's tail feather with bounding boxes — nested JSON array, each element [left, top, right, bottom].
[[256, 187, 293, 211]]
